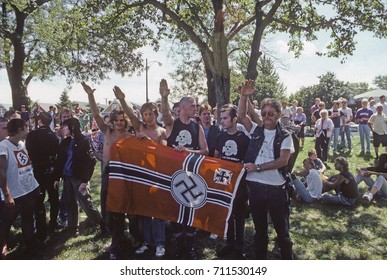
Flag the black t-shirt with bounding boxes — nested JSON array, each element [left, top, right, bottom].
[[215, 130, 250, 163], [313, 109, 321, 121], [339, 171, 359, 199], [167, 118, 200, 150]]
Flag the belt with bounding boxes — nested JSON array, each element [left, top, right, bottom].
[[248, 181, 286, 189]]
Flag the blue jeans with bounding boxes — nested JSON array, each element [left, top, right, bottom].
[[358, 124, 371, 152], [332, 127, 341, 152], [247, 181, 293, 259], [142, 216, 165, 246], [340, 125, 352, 150], [356, 175, 387, 198], [321, 193, 357, 206], [292, 178, 319, 203]]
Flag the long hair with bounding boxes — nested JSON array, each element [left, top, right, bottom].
[[63, 117, 82, 143], [140, 102, 159, 118], [109, 108, 129, 128], [335, 157, 349, 172]]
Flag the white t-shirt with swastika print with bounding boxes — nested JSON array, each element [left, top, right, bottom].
[[0, 139, 39, 200]]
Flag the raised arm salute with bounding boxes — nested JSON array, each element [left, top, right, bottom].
[[113, 86, 167, 145], [160, 79, 208, 155], [158, 79, 208, 259], [81, 81, 134, 260], [159, 79, 174, 130], [81, 82, 108, 134], [238, 80, 262, 133], [112, 86, 141, 133]]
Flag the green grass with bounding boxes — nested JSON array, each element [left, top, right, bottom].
[[4, 135, 387, 260]]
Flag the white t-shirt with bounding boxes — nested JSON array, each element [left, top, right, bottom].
[[306, 169, 323, 198], [376, 102, 387, 115], [368, 113, 387, 135], [0, 139, 39, 200], [246, 128, 294, 185], [340, 107, 353, 125]]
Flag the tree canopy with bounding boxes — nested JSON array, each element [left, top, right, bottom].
[[1, 0, 386, 108]]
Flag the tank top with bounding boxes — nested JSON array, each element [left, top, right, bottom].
[[167, 118, 200, 150]]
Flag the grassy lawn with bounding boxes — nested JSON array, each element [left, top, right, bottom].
[[4, 134, 387, 260]]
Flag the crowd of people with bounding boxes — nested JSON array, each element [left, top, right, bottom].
[[0, 80, 386, 261]]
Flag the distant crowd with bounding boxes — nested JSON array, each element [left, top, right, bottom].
[[0, 81, 386, 260]]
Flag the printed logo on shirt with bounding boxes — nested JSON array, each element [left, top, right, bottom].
[[13, 150, 31, 168], [175, 130, 192, 147], [222, 140, 238, 157]]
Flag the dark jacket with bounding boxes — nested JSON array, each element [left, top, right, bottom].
[[206, 124, 222, 157], [26, 126, 59, 172], [53, 135, 95, 183]]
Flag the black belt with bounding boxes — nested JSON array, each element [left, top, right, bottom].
[[248, 181, 286, 189]]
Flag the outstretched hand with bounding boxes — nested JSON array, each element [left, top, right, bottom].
[[159, 79, 170, 97], [239, 80, 255, 96], [113, 86, 125, 100], [81, 81, 96, 95]]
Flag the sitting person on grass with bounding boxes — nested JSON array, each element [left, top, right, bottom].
[[308, 148, 326, 174], [321, 157, 359, 207], [356, 153, 387, 203], [291, 158, 323, 203]]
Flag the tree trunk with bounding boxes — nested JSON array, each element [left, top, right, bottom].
[[211, 8, 230, 113], [3, 6, 30, 109], [7, 66, 29, 109], [205, 66, 216, 108], [246, 3, 264, 81]]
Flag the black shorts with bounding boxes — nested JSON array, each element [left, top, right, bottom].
[[372, 132, 387, 147]]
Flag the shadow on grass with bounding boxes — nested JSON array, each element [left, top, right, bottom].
[[290, 198, 387, 259]]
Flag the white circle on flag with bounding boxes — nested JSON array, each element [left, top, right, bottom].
[[170, 170, 207, 208]]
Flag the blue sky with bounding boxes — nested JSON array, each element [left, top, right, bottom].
[[0, 30, 386, 107]]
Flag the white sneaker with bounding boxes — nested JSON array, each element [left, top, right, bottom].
[[109, 253, 117, 260], [135, 245, 149, 255], [362, 192, 373, 203], [155, 245, 165, 257], [209, 233, 218, 240]]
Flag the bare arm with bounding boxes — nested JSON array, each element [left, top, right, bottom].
[[159, 130, 167, 146], [113, 86, 141, 132], [366, 171, 387, 179], [237, 80, 255, 132], [292, 168, 309, 177], [159, 79, 174, 129], [311, 113, 317, 123], [81, 81, 109, 133], [341, 115, 346, 130], [324, 174, 345, 188], [0, 155, 14, 206], [247, 98, 262, 126], [195, 125, 209, 155]]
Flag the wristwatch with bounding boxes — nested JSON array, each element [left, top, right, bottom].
[[255, 164, 262, 172]]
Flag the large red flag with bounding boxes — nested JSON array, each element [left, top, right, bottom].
[[106, 137, 245, 237]]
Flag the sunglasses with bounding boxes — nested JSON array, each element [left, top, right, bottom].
[[261, 111, 276, 117]]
